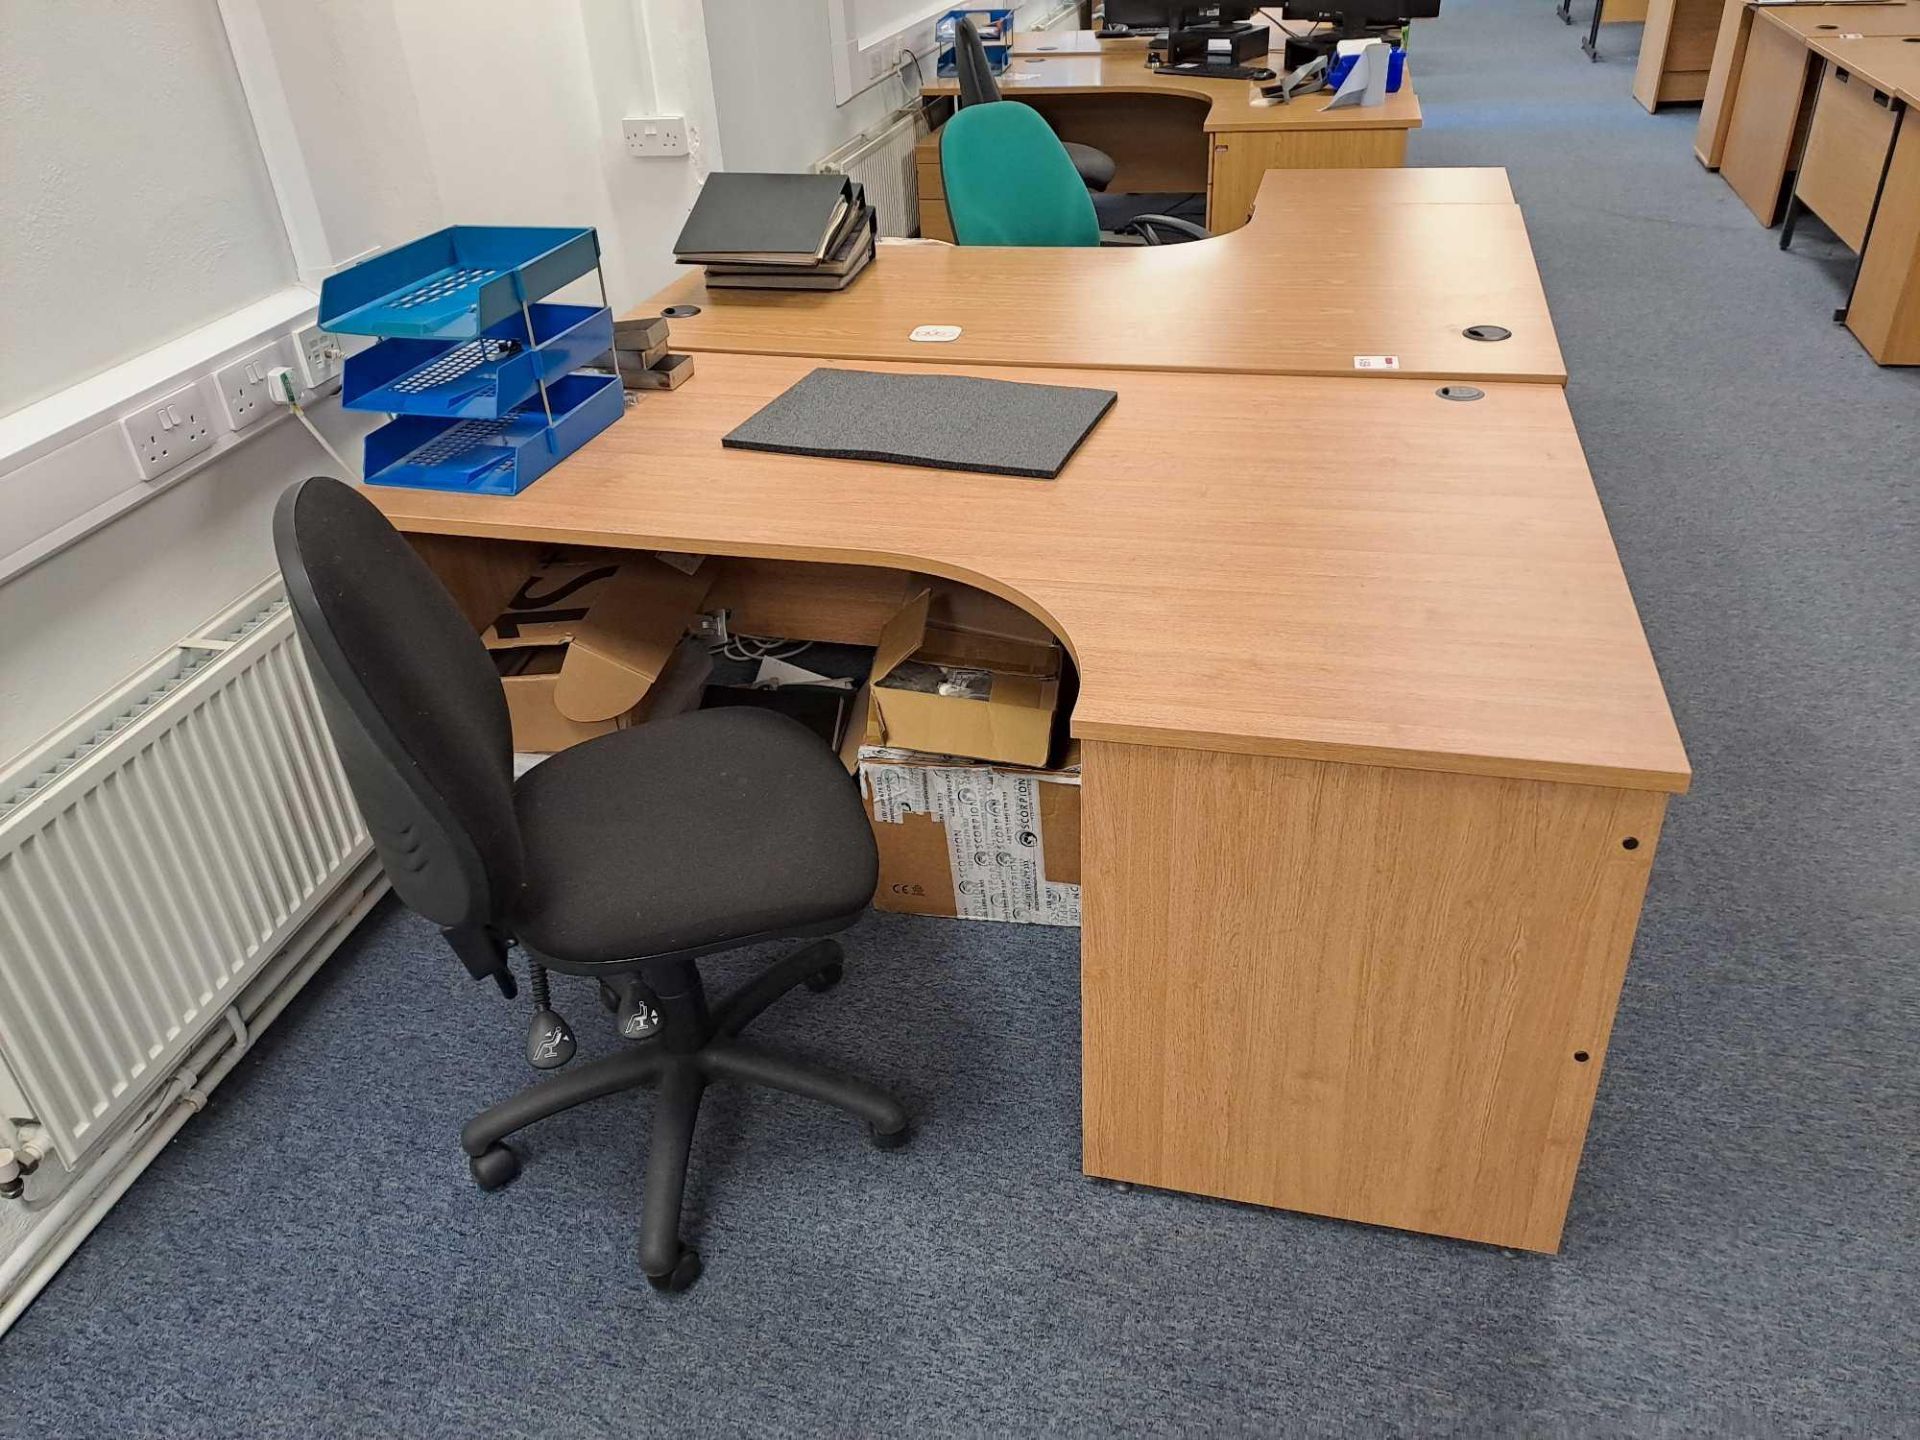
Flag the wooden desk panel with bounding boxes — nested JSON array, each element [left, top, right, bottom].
[[1849, 108, 1920, 360], [371, 354, 1686, 792], [1803, 34, 1920, 362], [1796, 60, 1901, 248], [646, 177, 1566, 385], [1696, 0, 1757, 167], [1636, 0, 1726, 109], [1082, 740, 1668, 1252], [1721, 14, 1821, 223]]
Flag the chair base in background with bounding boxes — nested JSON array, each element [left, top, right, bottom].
[[459, 937, 911, 1293]]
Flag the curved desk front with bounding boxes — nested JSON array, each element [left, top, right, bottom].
[[374, 354, 1688, 1253], [651, 171, 1566, 385]]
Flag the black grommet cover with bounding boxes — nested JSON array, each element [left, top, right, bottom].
[[1463, 324, 1512, 342], [662, 304, 702, 318]]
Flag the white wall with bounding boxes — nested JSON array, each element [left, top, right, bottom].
[[0, 403, 370, 768], [0, 0, 294, 417], [702, 0, 1073, 175], [0, 0, 724, 771]]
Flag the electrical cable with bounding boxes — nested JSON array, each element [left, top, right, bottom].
[[268, 365, 358, 480], [711, 633, 814, 664]]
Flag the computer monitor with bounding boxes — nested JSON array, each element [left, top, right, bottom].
[[1104, 1, 1261, 31], [1278, 0, 1438, 39]]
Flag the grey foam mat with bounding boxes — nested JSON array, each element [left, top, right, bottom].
[[721, 367, 1117, 479]]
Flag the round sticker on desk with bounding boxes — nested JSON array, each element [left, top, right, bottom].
[[910, 325, 963, 343]]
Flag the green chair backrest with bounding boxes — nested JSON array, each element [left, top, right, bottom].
[[940, 102, 1101, 248]]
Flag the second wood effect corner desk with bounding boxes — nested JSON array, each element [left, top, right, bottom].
[[373, 171, 1686, 1254], [652, 170, 1564, 385], [916, 50, 1423, 237]]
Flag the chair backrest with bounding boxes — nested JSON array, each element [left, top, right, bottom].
[[940, 102, 1101, 248], [953, 16, 1003, 106], [273, 476, 523, 932]]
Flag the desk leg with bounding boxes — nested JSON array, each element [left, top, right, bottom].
[[1837, 102, 1907, 323], [1582, 0, 1606, 60], [1079, 740, 1668, 1253], [1777, 59, 1830, 253]]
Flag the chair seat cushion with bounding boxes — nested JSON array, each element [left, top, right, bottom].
[[510, 708, 877, 965], [1064, 141, 1117, 193]]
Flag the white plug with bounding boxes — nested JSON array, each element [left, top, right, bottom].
[[265, 365, 301, 405]]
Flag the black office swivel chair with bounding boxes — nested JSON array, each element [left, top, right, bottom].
[[952, 16, 1117, 192], [274, 476, 909, 1293]]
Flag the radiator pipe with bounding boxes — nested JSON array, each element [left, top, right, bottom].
[[0, 862, 387, 1335]]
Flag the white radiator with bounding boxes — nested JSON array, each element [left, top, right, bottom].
[[817, 104, 930, 238], [0, 578, 370, 1168]]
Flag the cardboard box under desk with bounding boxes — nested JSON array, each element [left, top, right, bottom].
[[865, 588, 1062, 769], [483, 555, 714, 753], [860, 746, 1081, 927]]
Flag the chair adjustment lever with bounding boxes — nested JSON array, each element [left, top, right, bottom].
[[525, 963, 577, 1070], [601, 975, 663, 1041]]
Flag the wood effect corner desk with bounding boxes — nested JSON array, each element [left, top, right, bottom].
[[652, 170, 1564, 385], [372, 182, 1686, 1254], [915, 51, 1423, 237]]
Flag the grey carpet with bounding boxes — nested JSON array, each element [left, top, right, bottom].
[[4, 1, 1917, 1433]]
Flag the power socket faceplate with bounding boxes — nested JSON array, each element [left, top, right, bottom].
[[623, 115, 689, 157], [291, 324, 344, 390], [213, 340, 289, 431], [121, 384, 216, 480]]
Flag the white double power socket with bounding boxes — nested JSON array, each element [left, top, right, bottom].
[[120, 383, 217, 481], [213, 339, 292, 432]]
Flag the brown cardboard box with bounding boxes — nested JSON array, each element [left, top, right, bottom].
[[483, 557, 714, 752], [866, 588, 1061, 768], [859, 747, 1081, 927]]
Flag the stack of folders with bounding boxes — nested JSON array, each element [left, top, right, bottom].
[[674, 172, 878, 291]]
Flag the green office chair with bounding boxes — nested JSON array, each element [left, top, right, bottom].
[[940, 101, 1208, 248]]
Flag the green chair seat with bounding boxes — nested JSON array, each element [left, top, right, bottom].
[[940, 102, 1102, 248]]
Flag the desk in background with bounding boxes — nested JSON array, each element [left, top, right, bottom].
[[1636, 0, 1727, 108], [1707, 1, 1920, 215], [917, 52, 1422, 237], [1696, 0, 1920, 168], [650, 170, 1563, 383], [372, 352, 1687, 1256], [1789, 33, 1920, 359]]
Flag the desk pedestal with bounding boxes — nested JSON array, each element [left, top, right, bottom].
[[1079, 740, 1667, 1253]]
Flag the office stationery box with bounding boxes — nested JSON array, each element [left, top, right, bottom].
[[860, 747, 1081, 927], [866, 588, 1062, 767], [483, 556, 714, 752]]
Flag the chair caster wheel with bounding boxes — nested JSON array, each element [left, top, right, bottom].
[[646, 1246, 702, 1293], [804, 961, 844, 993], [869, 1120, 911, 1150], [469, 1143, 521, 1192]]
